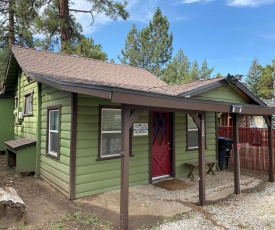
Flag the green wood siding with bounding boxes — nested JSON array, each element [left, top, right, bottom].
[[0, 98, 14, 151], [75, 94, 149, 198], [194, 85, 251, 104], [175, 112, 216, 178], [40, 85, 71, 197], [14, 72, 37, 139]]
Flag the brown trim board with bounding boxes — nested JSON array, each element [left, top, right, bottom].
[[69, 93, 77, 200], [111, 92, 275, 116]]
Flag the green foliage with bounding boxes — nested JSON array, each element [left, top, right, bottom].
[[119, 7, 173, 77], [119, 24, 140, 66], [62, 36, 107, 60], [50, 210, 112, 229], [189, 60, 199, 81], [161, 49, 191, 84], [35, 0, 129, 51], [199, 59, 214, 80], [246, 58, 275, 100], [215, 72, 223, 78], [258, 63, 274, 99], [246, 58, 262, 97], [0, 45, 10, 85]]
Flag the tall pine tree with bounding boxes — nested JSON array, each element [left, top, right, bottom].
[[189, 60, 199, 80], [246, 58, 262, 97], [119, 7, 173, 77], [161, 49, 191, 84], [199, 59, 214, 80], [35, 0, 129, 52]]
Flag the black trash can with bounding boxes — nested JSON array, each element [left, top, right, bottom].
[[218, 137, 233, 170]]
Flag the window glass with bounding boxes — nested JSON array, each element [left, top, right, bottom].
[[49, 110, 59, 131], [101, 108, 121, 157], [24, 93, 33, 115], [187, 114, 199, 149], [48, 109, 60, 157]]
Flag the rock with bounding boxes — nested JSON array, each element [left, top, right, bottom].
[[0, 187, 27, 228]]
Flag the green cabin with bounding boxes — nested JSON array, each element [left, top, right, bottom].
[[0, 46, 273, 201]]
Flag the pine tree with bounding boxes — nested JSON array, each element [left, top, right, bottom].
[[119, 7, 173, 77], [148, 7, 173, 77], [215, 72, 223, 78], [189, 60, 199, 80], [246, 58, 262, 96], [199, 59, 214, 80], [68, 36, 107, 60], [0, 0, 43, 84], [161, 49, 191, 84], [0, 0, 42, 47], [259, 64, 274, 99], [118, 24, 140, 66], [35, 0, 129, 52]]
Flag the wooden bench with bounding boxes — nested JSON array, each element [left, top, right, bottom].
[[184, 159, 217, 180]]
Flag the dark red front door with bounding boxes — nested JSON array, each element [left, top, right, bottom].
[[152, 112, 171, 178]]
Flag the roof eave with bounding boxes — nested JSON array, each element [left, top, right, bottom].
[[178, 79, 226, 97]]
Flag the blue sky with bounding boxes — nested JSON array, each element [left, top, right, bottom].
[[73, 0, 275, 77]]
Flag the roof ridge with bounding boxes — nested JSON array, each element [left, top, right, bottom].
[[12, 45, 152, 74]]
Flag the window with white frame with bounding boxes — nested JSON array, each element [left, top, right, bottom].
[[24, 92, 33, 116], [47, 106, 60, 158], [100, 108, 121, 158], [187, 114, 199, 150]]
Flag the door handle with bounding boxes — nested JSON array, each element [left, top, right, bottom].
[[168, 142, 171, 150]]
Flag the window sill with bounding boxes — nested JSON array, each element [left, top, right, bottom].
[[96, 154, 134, 161], [46, 152, 59, 159], [23, 113, 33, 117]]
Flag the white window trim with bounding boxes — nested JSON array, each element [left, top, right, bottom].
[[47, 108, 60, 158], [100, 108, 121, 158], [23, 91, 33, 116]]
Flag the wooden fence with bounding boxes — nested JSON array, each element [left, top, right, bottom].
[[218, 126, 275, 173]]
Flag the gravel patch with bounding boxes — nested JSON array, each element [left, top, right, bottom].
[[158, 181, 275, 230]]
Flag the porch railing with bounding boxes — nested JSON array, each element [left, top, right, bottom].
[[218, 126, 275, 173]]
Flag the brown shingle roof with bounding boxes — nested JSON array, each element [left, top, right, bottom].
[[152, 77, 225, 96], [12, 46, 166, 93]]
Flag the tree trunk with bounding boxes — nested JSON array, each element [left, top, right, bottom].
[[0, 187, 27, 228], [59, 0, 70, 51], [8, 0, 15, 47]]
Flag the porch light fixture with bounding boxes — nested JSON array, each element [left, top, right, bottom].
[[231, 105, 242, 113]]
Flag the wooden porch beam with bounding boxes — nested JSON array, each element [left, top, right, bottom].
[[264, 116, 274, 182], [120, 104, 143, 230], [190, 113, 206, 205], [232, 113, 241, 194]]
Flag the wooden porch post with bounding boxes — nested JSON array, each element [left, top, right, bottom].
[[198, 112, 206, 206], [264, 116, 274, 182], [232, 113, 240, 194], [120, 104, 143, 230], [190, 112, 206, 205]]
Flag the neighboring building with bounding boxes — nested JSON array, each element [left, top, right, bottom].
[[0, 46, 273, 202]]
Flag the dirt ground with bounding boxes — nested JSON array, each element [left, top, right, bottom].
[[0, 152, 270, 230]]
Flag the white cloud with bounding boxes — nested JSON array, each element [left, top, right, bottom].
[[226, 0, 275, 7], [258, 32, 275, 41], [126, 0, 160, 23], [180, 0, 214, 3], [71, 1, 113, 34]]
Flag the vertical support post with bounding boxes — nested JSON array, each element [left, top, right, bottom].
[[35, 82, 41, 176], [120, 105, 143, 230], [232, 113, 240, 194], [120, 104, 130, 230], [264, 116, 274, 182], [198, 112, 206, 206]]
